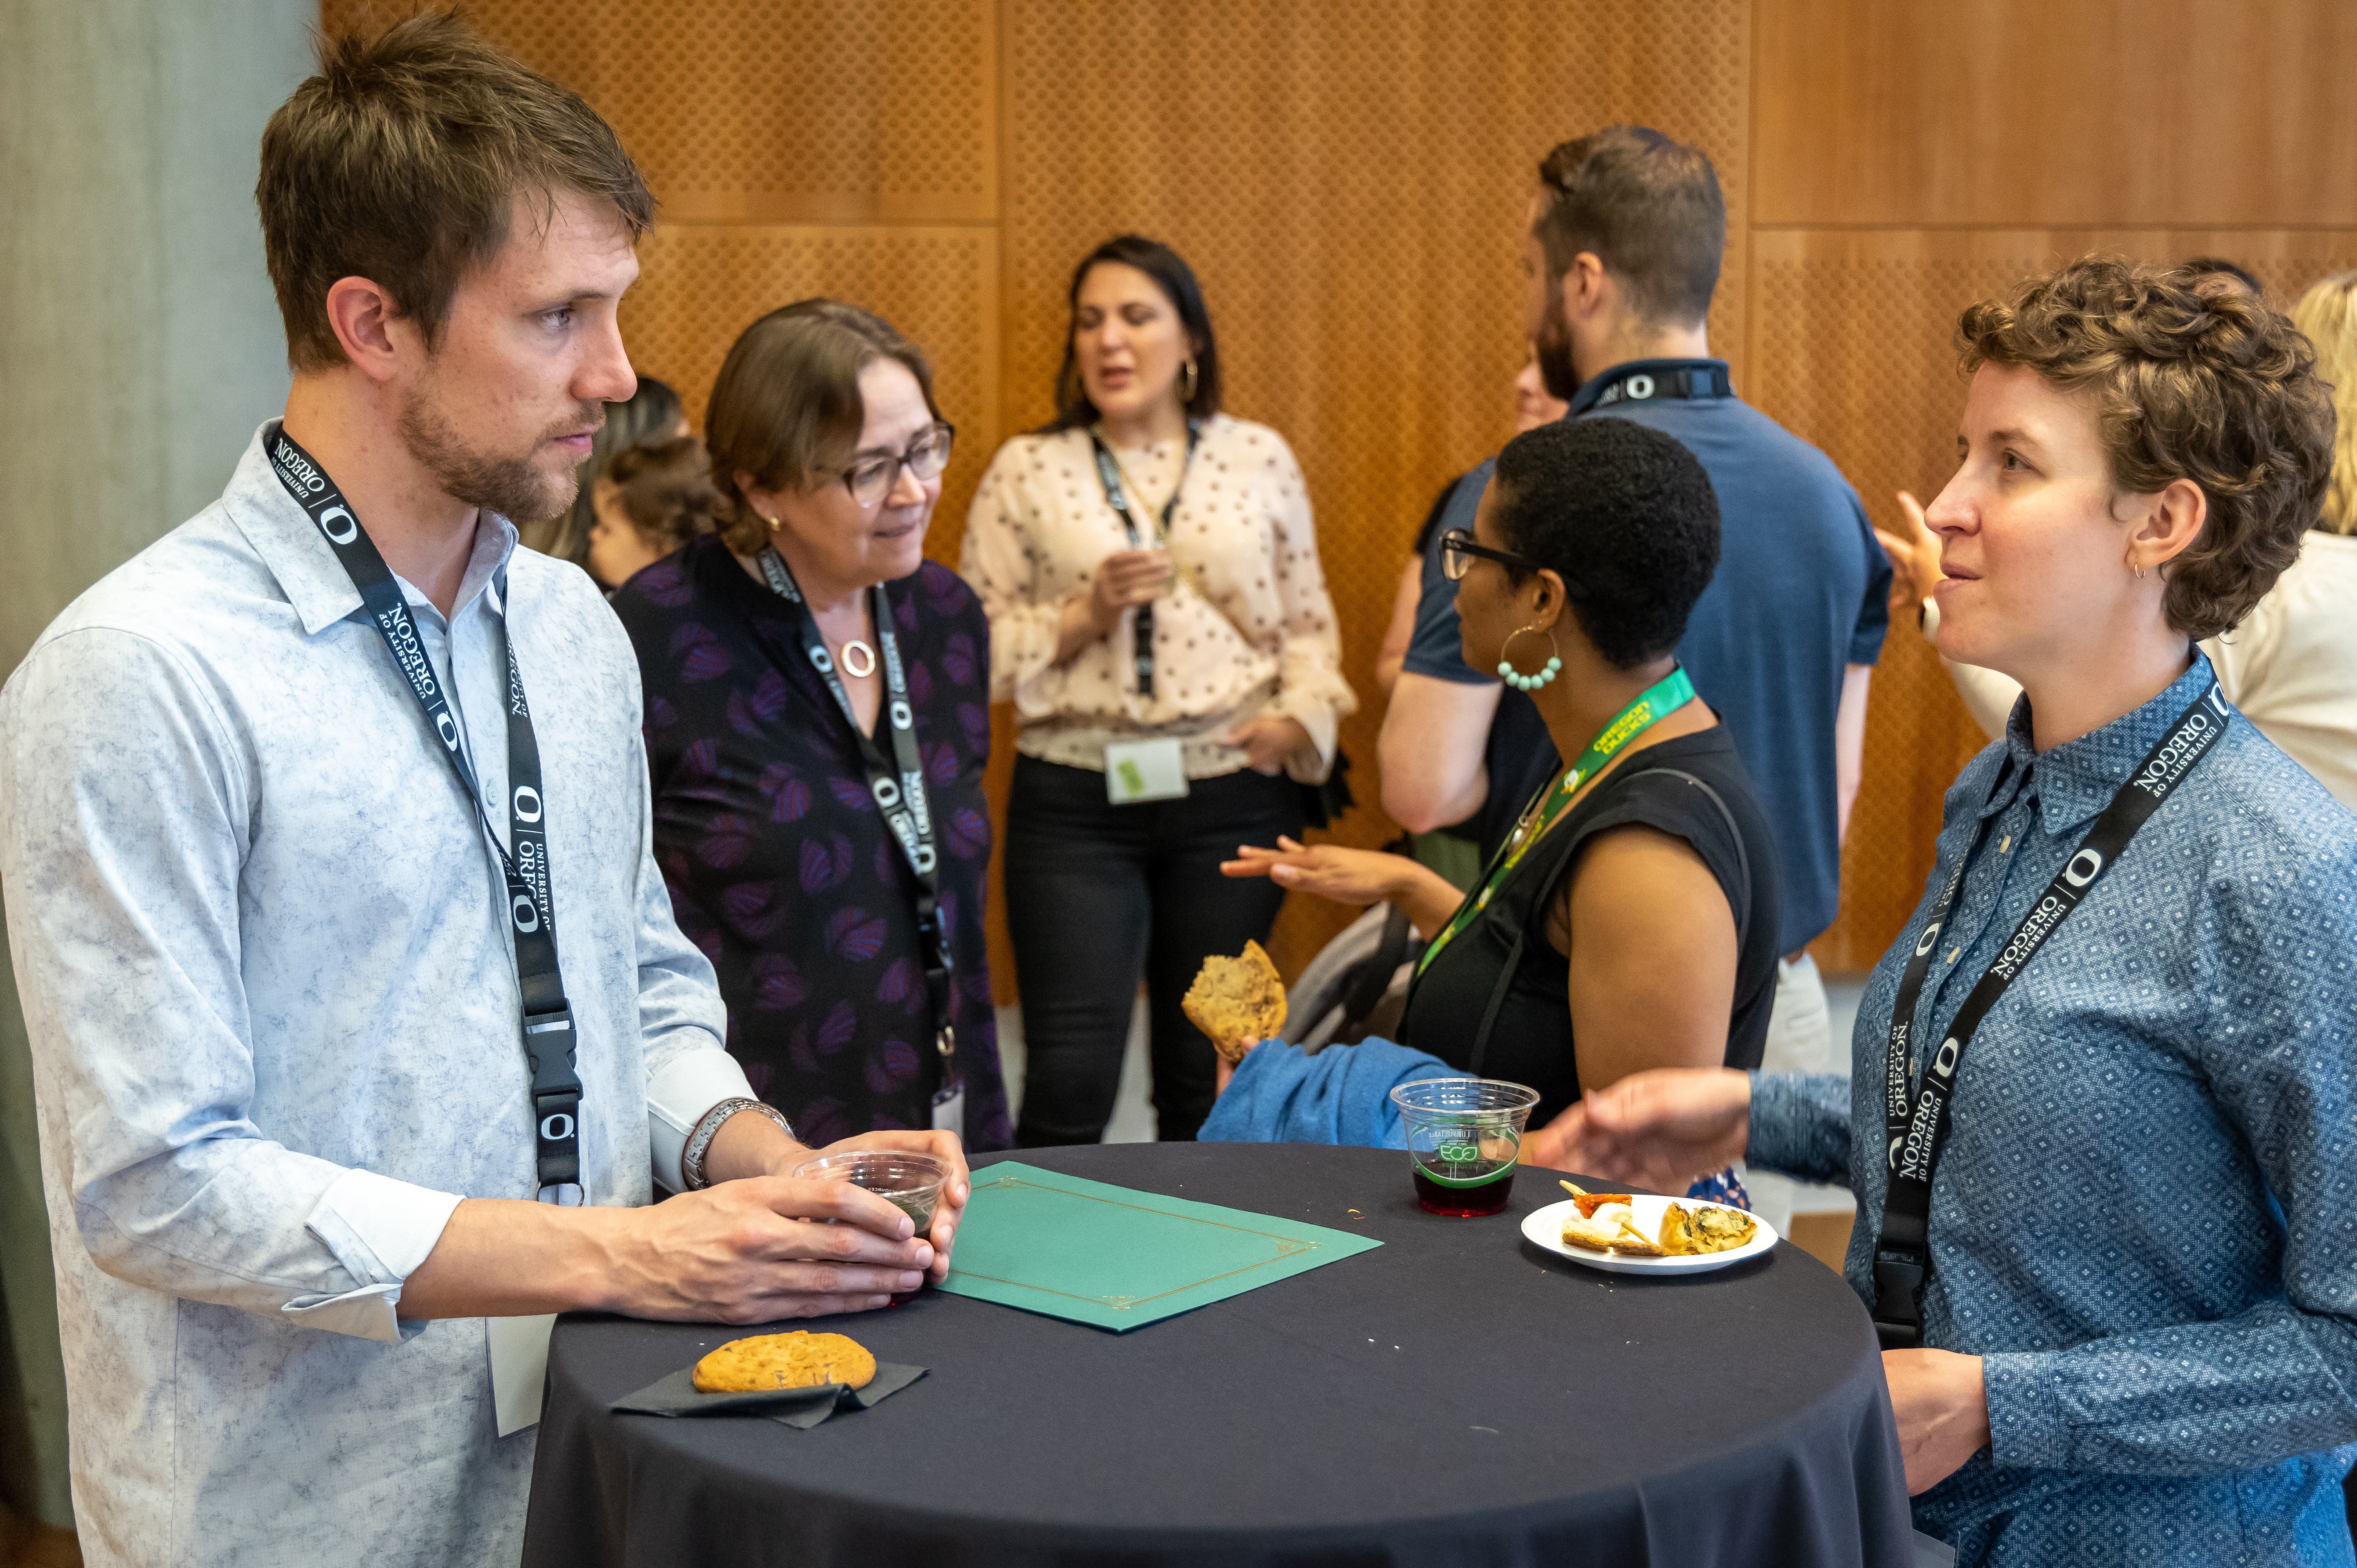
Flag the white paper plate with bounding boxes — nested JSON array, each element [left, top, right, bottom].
[[1520, 1195, 1779, 1275]]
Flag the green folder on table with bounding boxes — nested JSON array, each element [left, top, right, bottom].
[[937, 1162, 1383, 1332]]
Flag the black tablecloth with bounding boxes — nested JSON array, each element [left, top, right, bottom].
[[523, 1143, 1914, 1567]]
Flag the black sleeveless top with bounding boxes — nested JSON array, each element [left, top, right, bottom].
[[1396, 726, 1783, 1127]]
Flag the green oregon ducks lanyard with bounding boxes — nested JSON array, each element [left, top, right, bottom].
[[1416, 665, 1697, 974]]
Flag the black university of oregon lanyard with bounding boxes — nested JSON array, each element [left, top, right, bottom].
[[265, 426, 583, 1203], [754, 549, 959, 1097], [1870, 680, 2230, 1349], [1567, 358, 1734, 417], [1086, 420, 1199, 697]]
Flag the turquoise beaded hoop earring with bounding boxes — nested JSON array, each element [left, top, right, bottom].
[[1497, 624, 1562, 692]]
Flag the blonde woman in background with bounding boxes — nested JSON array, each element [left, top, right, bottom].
[[962, 234, 1356, 1147], [1879, 262, 2357, 807]]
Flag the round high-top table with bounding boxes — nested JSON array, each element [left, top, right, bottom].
[[522, 1143, 1914, 1567]]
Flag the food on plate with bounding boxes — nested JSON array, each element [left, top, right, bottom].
[[1659, 1202, 1759, 1256], [692, 1331, 877, 1394], [1558, 1200, 1662, 1256], [1558, 1180, 1633, 1218], [1555, 1182, 1758, 1257], [1181, 939, 1287, 1065]]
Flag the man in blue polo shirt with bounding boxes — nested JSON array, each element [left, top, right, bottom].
[[1379, 126, 1889, 1232]]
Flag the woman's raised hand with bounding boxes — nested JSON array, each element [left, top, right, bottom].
[[1087, 548, 1174, 633], [1872, 489, 1944, 619], [1525, 1068, 1752, 1189], [1220, 837, 1409, 906]]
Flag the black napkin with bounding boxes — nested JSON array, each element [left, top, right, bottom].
[[612, 1361, 927, 1429]]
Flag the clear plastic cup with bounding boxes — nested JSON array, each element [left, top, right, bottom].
[[1389, 1079, 1541, 1216], [793, 1150, 950, 1301]]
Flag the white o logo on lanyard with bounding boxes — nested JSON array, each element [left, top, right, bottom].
[[319, 506, 359, 545], [435, 712, 460, 751], [539, 1112, 574, 1143], [1914, 921, 1942, 957], [1624, 374, 1656, 400], [914, 844, 937, 874], [873, 777, 902, 809], [891, 699, 913, 730], [1888, 1135, 1904, 1170], [512, 893, 541, 933], [2064, 848, 2105, 887], [1932, 1036, 1960, 1079], [810, 647, 836, 675], [513, 785, 543, 823]]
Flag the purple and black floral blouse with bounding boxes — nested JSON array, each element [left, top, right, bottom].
[[612, 535, 1010, 1149]]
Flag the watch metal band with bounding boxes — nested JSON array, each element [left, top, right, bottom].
[[682, 1097, 794, 1191]]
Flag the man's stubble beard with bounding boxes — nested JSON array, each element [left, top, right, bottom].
[[397, 387, 597, 526], [1534, 286, 1584, 405]]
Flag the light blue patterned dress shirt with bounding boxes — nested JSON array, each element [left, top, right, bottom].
[[0, 426, 749, 1568], [1752, 652, 2357, 1566]]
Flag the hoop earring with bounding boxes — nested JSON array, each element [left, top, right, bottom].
[[2132, 561, 2148, 580], [1497, 625, 1561, 692], [1178, 358, 1198, 404]]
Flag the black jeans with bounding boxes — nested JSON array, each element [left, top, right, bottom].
[[1004, 755, 1303, 1145]]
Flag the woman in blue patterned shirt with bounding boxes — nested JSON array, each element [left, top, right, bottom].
[[1551, 257, 2357, 1567]]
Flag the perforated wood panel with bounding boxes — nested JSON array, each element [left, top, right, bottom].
[[1748, 228, 2357, 970], [323, 0, 996, 222], [1000, 0, 1752, 975], [617, 225, 1000, 560]]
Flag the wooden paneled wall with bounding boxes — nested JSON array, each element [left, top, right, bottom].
[[322, 0, 2357, 987]]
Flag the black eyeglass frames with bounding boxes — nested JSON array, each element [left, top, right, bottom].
[[833, 420, 956, 508], [1438, 527, 1548, 583]]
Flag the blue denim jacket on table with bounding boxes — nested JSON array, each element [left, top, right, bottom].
[[1751, 653, 2357, 1566]]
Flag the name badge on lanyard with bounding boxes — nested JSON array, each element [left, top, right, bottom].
[[265, 425, 585, 1207]]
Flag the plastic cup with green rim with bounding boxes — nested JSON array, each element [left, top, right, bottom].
[[1389, 1078, 1541, 1217]]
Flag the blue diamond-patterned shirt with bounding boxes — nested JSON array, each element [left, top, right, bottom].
[[1752, 652, 2357, 1567]]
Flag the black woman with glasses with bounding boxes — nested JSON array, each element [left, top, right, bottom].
[[1215, 417, 1780, 1198], [611, 299, 1010, 1151]]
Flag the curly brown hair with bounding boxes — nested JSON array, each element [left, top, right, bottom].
[[1956, 255, 2334, 639]]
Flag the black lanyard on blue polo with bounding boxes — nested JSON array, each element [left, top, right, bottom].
[[1870, 681, 2230, 1349], [1086, 420, 1199, 697], [1568, 358, 1733, 417], [754, 549, 958, 1089], [265, 427, 584, 1203]]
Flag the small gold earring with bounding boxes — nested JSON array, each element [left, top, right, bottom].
[[1179, 358, 1199, 403]]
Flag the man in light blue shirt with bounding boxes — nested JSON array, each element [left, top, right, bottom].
[[0, 18, 962, 1566]]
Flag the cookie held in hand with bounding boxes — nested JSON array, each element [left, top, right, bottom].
[[692, 1331, 877, 1394], [1181, 939, 1287, 1065]]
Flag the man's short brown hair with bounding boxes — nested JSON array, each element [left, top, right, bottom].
[[704, 299, 945, 555], [1958, 256, 2335, 640], [258, 11, 652, 371], [1534, 126, 1725, 329]]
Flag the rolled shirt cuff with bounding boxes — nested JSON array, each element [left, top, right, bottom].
[[647, 1047, 761, 1193], [290, 1166, 464, 1341], [1981, 1350, 2071, 1470]]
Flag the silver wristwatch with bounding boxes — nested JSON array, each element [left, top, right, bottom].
[[681, 1097, 793, 1190]]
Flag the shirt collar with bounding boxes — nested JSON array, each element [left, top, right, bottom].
[[226, 420, 521, 636], [1987, 651, 2220, 835]]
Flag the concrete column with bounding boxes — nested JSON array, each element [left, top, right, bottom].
[[0, 0, 312, 1529]]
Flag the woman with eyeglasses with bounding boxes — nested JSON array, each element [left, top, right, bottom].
[[1214, 417, 1781, 1200], [611, 299, 1010, 1151], [961, 235, 1355, 1146]]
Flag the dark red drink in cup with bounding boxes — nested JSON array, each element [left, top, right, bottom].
[[1389, 1079, 1540, 1217]]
